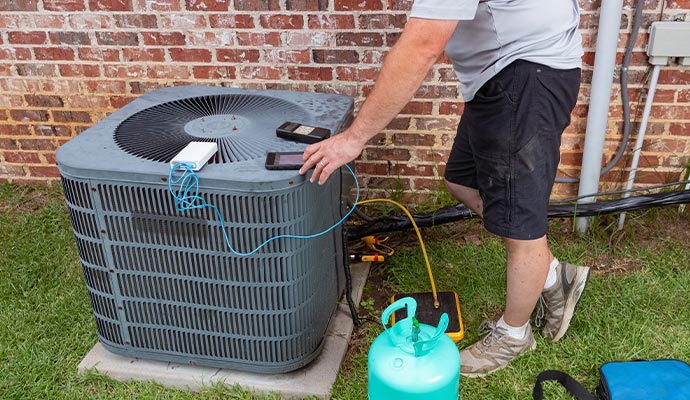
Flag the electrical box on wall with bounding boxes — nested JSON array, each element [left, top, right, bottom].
[[647, 21, 690, 65]]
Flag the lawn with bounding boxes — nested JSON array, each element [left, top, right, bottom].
[[1, 182, 689, 399]]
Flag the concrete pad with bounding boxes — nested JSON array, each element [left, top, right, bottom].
[[78, 263, 370, 399]]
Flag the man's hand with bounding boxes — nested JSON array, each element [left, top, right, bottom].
[[299, 130, 365, 185]]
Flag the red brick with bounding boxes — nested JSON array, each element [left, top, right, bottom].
[[28, 166, 61, 178], [44, 0, 87, 11], [391, 132, 435, 146], [335, 66, 379, 81], [114, 14, 158, 28], [69, 14, 113, 29], [0, 124, 32, 135], [18, 138, 56, 151], [314, 82, 358, 97], [0, 0, 39, 11], [10, 109, 50, 122], [336, 32, 384, 47], [415, 116, 458, 132], [285, 31, 334, 46], [643, 137, 688, 153], [159, 14, 207, 29], [122, 48, 165, 62], [236, 32, 281, 46], [399, 101, 432, 115], [386, 31, 402, 47], [25, 95, 64, 108], [110, 96, 138, 108], [651, 105, 690, 120], [217, 48, 260, 63], [64, 95, 110, 108], [3, 151, 42, 164], [0, 138, 20, 150], [359, 13, 407, 29], [260, 14, 304, 29], [142, 32, 186, 46], [209, 14, 255, 28], [288, 66, 333, 81], [666, 0, 690, 8], [390, 0, 413, 10], [0, 164, 27, 177], [413, 148, 451, 163], [0, 48, 31, 60], [50, 31, 91, 45], [192, 65, 236, 80], [669, 123, 690, 136], [88, 0, 132, 11], [308, 14, 355, 29], [8, 31, 47, 45], [439, 102, 464, 115], [83, 80, 127, 93], [185, 0, 230, 11], [169, 48, 212, 62], [334, 0, 383, 10], [677, 89, 690, 103], [190, 32, 234, 47], [237, 66, 281, 80], [262, 49, 310, 64], [35, 47, 76, 61], [234, 0, 280, 10], [78, 47, 120, 62], [313, 49, 359, 64], [103, 65, 146, 79], [34, 124, 71, 136], [58, 64, 101, 77], [147, 66, 191, 79], [129, 81, 167, 94], [415, 84, 459, 99], [368, 147, 411, 161], [287, 0, 328, 10], [96, 31, 139, 46], [51, 110, 92, 123]]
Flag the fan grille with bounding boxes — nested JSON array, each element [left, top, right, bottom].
[[114, 94, 308, 164]]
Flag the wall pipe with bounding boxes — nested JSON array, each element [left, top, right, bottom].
[[575, 0, 625, 233], [617, 64, 661, 229]]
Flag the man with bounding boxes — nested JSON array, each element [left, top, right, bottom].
[[299, 0, 590, 377]]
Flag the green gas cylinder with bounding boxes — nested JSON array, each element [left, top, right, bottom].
[[368, 297, 460, 400]]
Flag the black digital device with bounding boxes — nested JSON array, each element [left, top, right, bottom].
[[265, 151, 306, 170], [276, 121, 331, 144]]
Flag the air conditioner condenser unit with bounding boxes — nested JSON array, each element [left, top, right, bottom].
[[57, 86, 354, 373]]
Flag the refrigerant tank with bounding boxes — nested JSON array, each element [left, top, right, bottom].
[[368, 297, 460, 399]]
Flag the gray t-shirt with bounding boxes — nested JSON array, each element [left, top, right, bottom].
[[410, 0, 583, 101]]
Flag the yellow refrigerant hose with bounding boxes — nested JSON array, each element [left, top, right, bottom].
[[356, 198, 440, 308]]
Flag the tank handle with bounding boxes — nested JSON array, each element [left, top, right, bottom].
[[381, 297, 417, 331], [412, 313, 449, 357]]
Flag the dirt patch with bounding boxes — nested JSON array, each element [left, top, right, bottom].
[[0, 183, 62, 213]]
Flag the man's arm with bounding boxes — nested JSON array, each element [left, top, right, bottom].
[[299, 17, 459, 185]]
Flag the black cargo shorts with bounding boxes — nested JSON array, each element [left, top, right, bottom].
[[444, 60, 581, 240]]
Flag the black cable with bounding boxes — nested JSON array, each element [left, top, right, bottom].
[[554, 179, 690, 204], [339, 164, 361, 326], [556, 0, 646, 183], [347, 189, 690, 239]]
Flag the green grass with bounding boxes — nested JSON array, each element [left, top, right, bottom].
[[2, 183, 689, 399]]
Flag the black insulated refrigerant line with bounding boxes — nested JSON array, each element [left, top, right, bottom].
[[347, 188, 690, 239]]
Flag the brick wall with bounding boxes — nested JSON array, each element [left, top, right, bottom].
[[0, 0, 689, 200]]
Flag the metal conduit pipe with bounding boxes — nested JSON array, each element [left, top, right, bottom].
[[617, 64, 662, 229], [575, 0, 625, 233]]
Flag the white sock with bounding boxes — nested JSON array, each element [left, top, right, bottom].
[[543, 257, 559, 290], [496, 316, 529, 340]]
